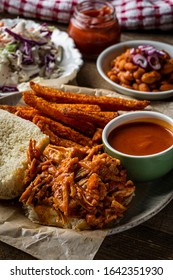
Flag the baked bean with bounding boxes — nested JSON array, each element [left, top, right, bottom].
[[107, 71, 113, 77], [124, 62, 138, 71], [123, 71, 134, 81], [161, 52, 171, 60], [121, 83, 132, 89], [124, 49, 131, 57], [161, 62, 173, 75], [109, 74, 119, 83], [107, 47, 173, 92], [133, 67, 145, 79], [118, 72, 131, 85], [115, 54, 125, 64], [135, 79, 141, 85], [132, 83, 139, 90], [159, 84, 173, 91], [118, 59, 126, 71], [138, 83, 150, 92], [141, 71, 161, 84]]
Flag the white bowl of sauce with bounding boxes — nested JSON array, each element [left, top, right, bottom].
[[102, 111, 173, 181]]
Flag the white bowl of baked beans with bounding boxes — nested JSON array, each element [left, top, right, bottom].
[[97, 40, 173, 100]]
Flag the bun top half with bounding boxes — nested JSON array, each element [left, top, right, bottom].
[[0, 109, 49, 200]]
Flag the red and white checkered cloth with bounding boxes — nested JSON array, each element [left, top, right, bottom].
[[114, 0, 173, 30], [0, 0, 173, 30]]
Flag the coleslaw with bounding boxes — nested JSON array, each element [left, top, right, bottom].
[[0, 20, 64, 93]]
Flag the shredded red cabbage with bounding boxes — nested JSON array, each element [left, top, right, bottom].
[[21, 42, 34, 64], [5, 28, 47, 46], [0, 86, 18, 92], [40, 23, 53, 38], [45, 53, 55, 64], [44, 53, 56, 76]]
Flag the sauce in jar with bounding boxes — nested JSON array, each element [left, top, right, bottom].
[[108, 121, 173, 156], [68, 1, 121, 58]]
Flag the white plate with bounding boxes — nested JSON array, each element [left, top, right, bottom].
[[0, 18, 83, 96], [97, 40, 173, 100]]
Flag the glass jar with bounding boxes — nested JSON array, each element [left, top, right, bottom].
[[68, 0, 121, 59]]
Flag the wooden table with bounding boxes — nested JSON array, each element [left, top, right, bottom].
[[0, 17, 173, 260]]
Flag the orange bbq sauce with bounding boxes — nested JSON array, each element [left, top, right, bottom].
[[108, 121, 173, 156]]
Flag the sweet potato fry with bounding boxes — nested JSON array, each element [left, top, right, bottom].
[[15, 107, 41, 121], [30, 81, 150, 111], [92, 128, 103, 145], [50, 103, 101, 112], [58, 107, 118, 128], [33, 115, 92, 147], [24, 91, 118, 128], [23, 91, 96, 136], [0, 105, 41, 121], [0, 105, 35, 114], [35, 120, 83, 148], [88, 111, 118, 127], [0, 105, 37, 112], [23, 90, 64, 120], [57, 116, 96, 137], [0, 105, 19, 113]]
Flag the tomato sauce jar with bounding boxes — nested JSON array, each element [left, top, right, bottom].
[[68, 0, 121, 59]]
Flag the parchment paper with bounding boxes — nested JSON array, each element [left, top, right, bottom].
[[0, 200, 106, 260], [0, 83, 173, 260]]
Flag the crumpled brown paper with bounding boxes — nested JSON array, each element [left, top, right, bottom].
[[0, 83, 172, 260], [0, 200, 106, 260]]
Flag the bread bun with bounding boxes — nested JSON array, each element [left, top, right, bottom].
[[0, 109, 49, 199], [24, 204, 90, 230]]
